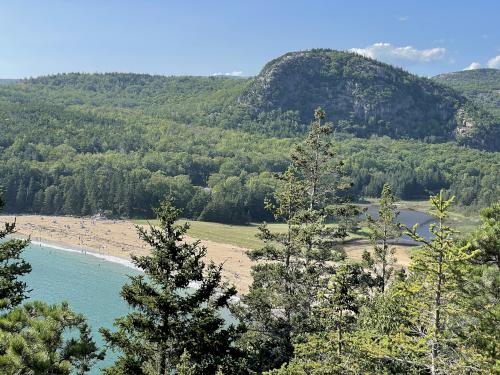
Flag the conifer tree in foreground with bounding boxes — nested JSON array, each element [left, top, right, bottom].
[[362, 184, 401, 293], [0, 196, 31, 310], [470, 201, 500, 269], [101, 199, 243, 375], [268, 191, 496, 374], [404, 191, 480, 374], [239, 109, 358, 372], [354, 191, 486, 373]]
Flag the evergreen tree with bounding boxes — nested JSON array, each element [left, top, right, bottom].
[[397, 191, 482, 373], [265, 265, 371, 375], [313, 264, 370, 358], [341, 193, 497, 374], [362, 184, 401, 293], [239, 109, 358, 372], [0, 301, 104, 374], [15, 181, 27, 212], [101, 199, 243, 375], [0, 196, 31, 310], [470, 201, 500, 269]]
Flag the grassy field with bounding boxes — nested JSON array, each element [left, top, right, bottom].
[[132, 219, 370, 250], [133, 219, 287, 249], [134, 200, 480, 250]]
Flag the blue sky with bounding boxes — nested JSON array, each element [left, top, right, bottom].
[[1, 0, 499, 78]]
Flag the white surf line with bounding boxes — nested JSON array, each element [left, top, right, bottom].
[[30, 239, 140, 271], [27, 238, 239, 301]]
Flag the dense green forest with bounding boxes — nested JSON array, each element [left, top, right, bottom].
[[434, 68, 500, 118], [0, 69, 499, 222], [1, 117, 498, 374], [238, 50, 500, 150]]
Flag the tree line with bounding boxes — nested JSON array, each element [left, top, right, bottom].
[[1, 109, 499, 223], [0, 110, 498, 374], [1, 76, 500, 223]]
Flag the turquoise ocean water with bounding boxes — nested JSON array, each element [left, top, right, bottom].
[[23, 243, 140, 374]]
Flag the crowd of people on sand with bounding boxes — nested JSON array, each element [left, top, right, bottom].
[[3, 214, 254, 292]]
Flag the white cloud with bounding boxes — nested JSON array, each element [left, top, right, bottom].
[[464, 62, 482, 70], [397, 16, 409, 21], [487, 55, 500, 69], [211, 70, 243, 77], [349, 42, 446, 63]]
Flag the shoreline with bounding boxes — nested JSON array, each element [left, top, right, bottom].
[[2, 215, 416, 294], [1, 215, 254, 293], [23, 237, 230, 297], [20, 235, 139, 270]]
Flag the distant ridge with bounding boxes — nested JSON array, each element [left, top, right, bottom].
[[238, 49, 499, 150], [433, 68, 500, 118], [1, 51, 499, 150]]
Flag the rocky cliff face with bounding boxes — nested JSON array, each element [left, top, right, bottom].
[[239, 49, 499, 149]]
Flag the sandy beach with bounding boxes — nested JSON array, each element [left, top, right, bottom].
[[1, 215, 414, 293], [1, 215, 255, 293]]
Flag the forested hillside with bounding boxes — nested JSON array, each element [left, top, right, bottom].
[[433, 68, 500, 118], [239, 50, 500, 150], [1, 53, 499, 222]]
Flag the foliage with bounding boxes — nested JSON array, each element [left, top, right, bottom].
[[237, 110, 358, 372], [0, 196, 31, 310], [433, 68, 500, 118], [269, 192, 498, 374], [362, 184, 401, 292], [100, 199, 243, 375], [241, 49, 499, 149], [1, 69, 499, 223], [470, 201, 500, 268], [0, 301, 104, 375]]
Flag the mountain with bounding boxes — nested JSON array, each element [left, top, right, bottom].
[[0, 57, 499, 219], [238, 49, 499, 150], [433, 68, 500, 118], [4, 52, 499, 150]]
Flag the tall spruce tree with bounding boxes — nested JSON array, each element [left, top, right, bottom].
[[101, 199, 243, 375], [238, 109, 358, 372], [266, 265, 371, 375], [362, 184, 401, 293], [401, 191, 481, 374]]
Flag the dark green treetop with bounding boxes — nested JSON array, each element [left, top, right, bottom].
[[101, 198, 243, 375]]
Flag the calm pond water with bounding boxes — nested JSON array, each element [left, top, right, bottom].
[[364, 206, 434, 242]]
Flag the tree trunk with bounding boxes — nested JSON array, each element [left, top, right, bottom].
[[337, 310, 342, 357], [431, 219, 444, 375], [159, 350, 166, 375]]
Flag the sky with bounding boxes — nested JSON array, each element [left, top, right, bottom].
[[1, 0, 499, 79]]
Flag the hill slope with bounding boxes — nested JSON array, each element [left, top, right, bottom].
[[239, 49, 499, 150], [4, 54, 499, 150], [433, 68, 500, 118], [0, 67, 499, 218]]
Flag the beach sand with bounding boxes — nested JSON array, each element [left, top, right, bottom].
[[1, 215, 255, 293], [0, 215, 414, 293]]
